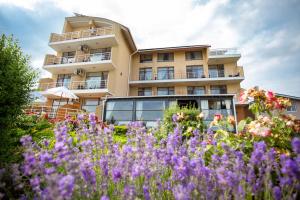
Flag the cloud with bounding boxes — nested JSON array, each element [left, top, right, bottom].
[[0, 0, 299, 96]]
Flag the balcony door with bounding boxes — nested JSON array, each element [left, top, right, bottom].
[[139, 68, 152, 80], [90, 48, 111, 62], [56, 74, 71, 88], [208, 65, 225, 78], [186, 65, 204, 78], [157, 67, 174, 80], [61, 51, 75, 64], [85, 72, 108, 89]]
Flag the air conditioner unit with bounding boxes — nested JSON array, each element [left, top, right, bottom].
[[74, 68, 85, 76], [80, 45, 89, 53]]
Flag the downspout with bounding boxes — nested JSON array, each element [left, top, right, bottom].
[[233, 94, 238, 134], [127, 50, 138, 96]]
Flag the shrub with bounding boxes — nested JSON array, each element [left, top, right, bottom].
[[160, 105, 205, 139], [113, 125, 128, 135], [0, 34, 38, 165]]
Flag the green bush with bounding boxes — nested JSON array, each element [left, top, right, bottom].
[[113, 125, 128, 135], [158, 105, 205, 139]]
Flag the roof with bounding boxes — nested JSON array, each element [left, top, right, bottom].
[[138, 44, 211, 53], [276, 93, 300, 100], [105, 94, 235, 100], [65, 15, 137, 51]]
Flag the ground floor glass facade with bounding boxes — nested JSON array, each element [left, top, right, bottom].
[[104, 95, 235, 127]]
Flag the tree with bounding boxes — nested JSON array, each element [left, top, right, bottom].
[[0, 34, 38, 164]]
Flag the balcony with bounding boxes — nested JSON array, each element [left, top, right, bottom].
[[129, 71, 244, 86], [48, 27, 117, 51], [43, 52, 115, 73], [208, 48, 241, 64], [39, 80, 109, 97]]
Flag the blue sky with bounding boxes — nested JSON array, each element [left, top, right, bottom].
[[0, 0, 300, 96]]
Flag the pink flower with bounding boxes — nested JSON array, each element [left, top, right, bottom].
[[214, 114, 222, 121], [239, 91, 248, 103], [266, 91, 276, 102]]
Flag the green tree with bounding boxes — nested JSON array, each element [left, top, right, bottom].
[[0, 34, 38, 164]]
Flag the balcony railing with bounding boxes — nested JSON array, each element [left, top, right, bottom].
[[24, 105, 82, 119], [39, 80, 108, 91], [44, 52, 111, 66], [49, 27, 113, 43], [134, 71, 243, 81], [209, 48, 240, 57]]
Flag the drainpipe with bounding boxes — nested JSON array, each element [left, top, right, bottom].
[[233, 94, 238, 134], [127, 50, 138, 96]]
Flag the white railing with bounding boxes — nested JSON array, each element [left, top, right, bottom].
[[39, 80, 108, 91], [24, 105, 83, 119], [50, 27, 113, 43], [135, 71, 243, 81], [209, 48, 240, 56], [45, 52, 111, 65]]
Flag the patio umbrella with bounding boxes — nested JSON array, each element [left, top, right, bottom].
[[45, 87, 79, 116]]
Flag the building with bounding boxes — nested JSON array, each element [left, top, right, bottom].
[[38, 15, 244, 126], [276, 93, 300, 120]]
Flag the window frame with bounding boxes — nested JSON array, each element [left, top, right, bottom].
[[157, 67, 174, 80], [139, 68, 152, 80], [157, 52, 174, 62], [186, 65, 204, 78], [138, 88, 152, 96], [187, 86, 206, 95], [185, 51, 203, 60], [140, 53, 153, 63], [210, 85, 227, 94], [157, 87, 175, 95]]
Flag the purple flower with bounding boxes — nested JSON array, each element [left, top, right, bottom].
[[172, 114, 178, 122], [172, 184, 191, 200], [112, 168, 122, 183], [20, 135, 32, 146], [58, 175, 75, 199], [30, 176, 40, 188], [292, 137, 300, 154], [100, 195, 109, 200], [143, 185, 150, 200], [273, 186, 281, 200], [80, 160, 96, 185]]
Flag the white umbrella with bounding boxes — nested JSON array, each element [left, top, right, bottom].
[[46, 86, 78, 99], [45, 87, 78, 117]]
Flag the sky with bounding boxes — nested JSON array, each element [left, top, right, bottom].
[[0, 0, 300, 96]]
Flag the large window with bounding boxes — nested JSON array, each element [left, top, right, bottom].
[[200, 99, 232, 122], [138, 88, 152, 96], [139, 68, 152, 80], [208, 65, 225, 78], [157, 67, 174, 80], [136, 101, 166, 122], [157, 53, 174, 62], [140, 53, 153, 63], [187, 86, 205, 95], [61, 51, 75, 64], [82, 99, 100, 113], [210, 85, 227, 94], [157, 87, 175, 95], [186, 65, 204, 78], [185, 51, 203, 60], [56, 74, 71, 88], [105, 101, 134, 124], [287, 101, 297, 112], [85, 72, 108, 89]]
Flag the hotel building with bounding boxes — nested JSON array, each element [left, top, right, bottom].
[[38, 15, 245, 126]]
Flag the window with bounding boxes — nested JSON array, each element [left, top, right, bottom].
[[185, 51, 203, 60], [89, 48, 111, 61], [186, 65, 204, 78], [140, 54, 153, 63], [157, 53, 174, 62], [56, 74, 71, 88], [82, 99, 100, 113], [287, 101, 297, 112], [187, 86, 205, 95], [157, 67, 174, 80], [201, 99, 232, 121], [106, 101, 134, 122], [208, 65, 225, 78], [61, 51, 75, 64], [138, 88, 152, 96], [210, 85, 227, 94], [136, 100, 166, 121], [85, 72, 108, 89], [157, 87, 175, 95], [139, 68, 152, 80]]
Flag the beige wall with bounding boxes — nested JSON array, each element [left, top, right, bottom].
[[286, 99, 300, 120]]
